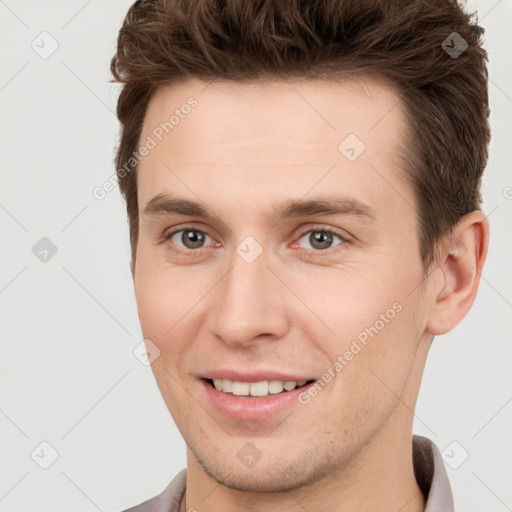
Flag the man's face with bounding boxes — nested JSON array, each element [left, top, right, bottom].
[[133, 77, 436, 491]]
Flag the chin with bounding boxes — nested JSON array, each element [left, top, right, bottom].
[[204, 465, 307, 493], [193, 446, 337, 493]]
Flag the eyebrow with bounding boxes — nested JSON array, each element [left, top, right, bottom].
[[142, 193, 377, 223]]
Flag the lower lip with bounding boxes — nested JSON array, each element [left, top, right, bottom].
[[200, 379, 315, 421]]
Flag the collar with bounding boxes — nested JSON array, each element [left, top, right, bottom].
[[413, 435, 455, 511]]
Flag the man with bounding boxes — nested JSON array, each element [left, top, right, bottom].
[[111, 0, 490, 510]]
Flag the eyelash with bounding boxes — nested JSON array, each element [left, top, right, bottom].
[[162, 226, 350, 257]]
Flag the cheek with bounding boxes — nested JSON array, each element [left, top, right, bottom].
[[293, 258, 422, 402], [133, 263, 189, 359], [133, 256, 215, 370], [134, 270, 170, 337], [336, 295, 422, 409], [134, 244, 195, 328], [133, 264, 199, 417], [286, 261, 404, 344]]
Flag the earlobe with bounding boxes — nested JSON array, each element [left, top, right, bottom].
[[426, 211, 489, 336]]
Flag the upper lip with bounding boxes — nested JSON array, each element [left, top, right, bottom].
[[201, 369, 315, 382]]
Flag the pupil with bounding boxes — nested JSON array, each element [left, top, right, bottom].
[[311, 231, 332, 250]]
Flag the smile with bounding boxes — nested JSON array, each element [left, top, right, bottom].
[[208, 378, 314, 397], [201, 377, 317, 421]]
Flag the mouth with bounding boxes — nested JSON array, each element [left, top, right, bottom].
[[198, 371, 318, 421], [203, 378, 315, 397]]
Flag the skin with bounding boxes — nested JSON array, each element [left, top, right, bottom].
[[131, 76, 489, 512]]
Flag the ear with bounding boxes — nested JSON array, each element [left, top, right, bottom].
[[426, 210, 489, 336]]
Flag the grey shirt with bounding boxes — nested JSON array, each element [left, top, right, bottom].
[[122, 435, 454, 512]]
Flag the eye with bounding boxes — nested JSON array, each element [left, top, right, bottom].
[[296, 228, 346, 251], [166, 229, 214, 251], [163, 226, 348, 255]]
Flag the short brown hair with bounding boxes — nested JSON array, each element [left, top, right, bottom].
[[110, 0, 490, 271]]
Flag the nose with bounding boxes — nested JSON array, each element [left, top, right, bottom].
[[208, 246, 290, 348]]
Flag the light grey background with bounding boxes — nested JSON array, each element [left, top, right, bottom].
[[1, 1, 511, 511]]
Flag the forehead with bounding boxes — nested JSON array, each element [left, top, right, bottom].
[[142, 75, 405, 153], [137, 76, 412, 223]]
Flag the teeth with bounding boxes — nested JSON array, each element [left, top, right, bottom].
[[232, 381, 250, 396], [249, 381, 269, 396], [211, 378, 309, 397], [283, 381, 296, 391], [268, 380, 284, 394]]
